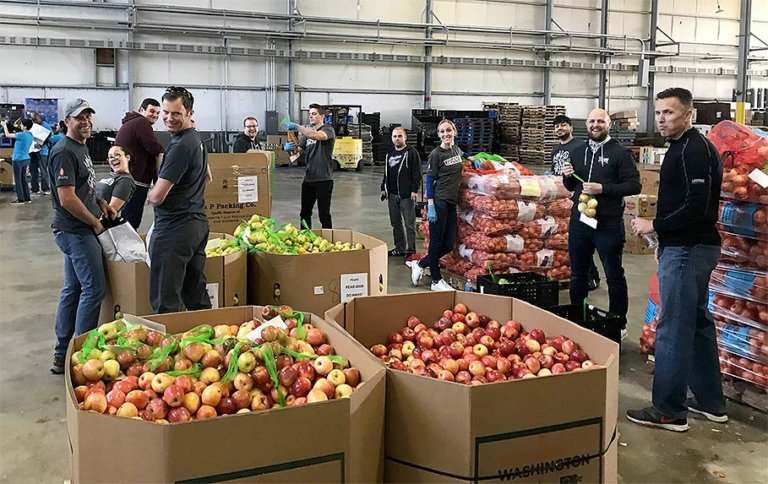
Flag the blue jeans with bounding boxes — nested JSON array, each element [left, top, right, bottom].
[[653, 244, 724, 419], [12, 159, 31, 202], [29, 151, 49, 192], [121, 185, 149, 230], [53, 230, 106, 359], [568, 217, 628, 320], [418, 198, 457, 282]]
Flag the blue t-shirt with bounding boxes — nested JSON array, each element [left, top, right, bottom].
[[40, 122, 52, 156], [12, 131, 34, 162], [49, 133, 64, 146]]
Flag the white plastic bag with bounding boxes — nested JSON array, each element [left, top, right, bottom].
[[97, 219, 148, 263]]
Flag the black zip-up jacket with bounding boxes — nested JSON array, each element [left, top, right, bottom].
[[381, 146, 422, 198], [563, 137, 641, 221], [653, 127, 722, 247], [232, 133, 262, 153]]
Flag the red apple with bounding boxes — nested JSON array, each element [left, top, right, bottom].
[[538, 354, 554, 370], [407, 316, 421, 329], [561, 339, 576, 355], [465, 312, 480, 328], [401, 327, 416, 341], [552, 363, 566, 374], [529, 328, 546, 344], [453, 303, 468, 315], [167, 406, 191, 423], [455, 371, 472, 385], [525, 357, 541, 374], [469, 360, 486, 377]]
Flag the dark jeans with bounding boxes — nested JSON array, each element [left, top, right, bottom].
[[653, 245, 724, 419], [29, 151, 50, 192], [388, 194, 417, 253], [12, 159, 31, 202], [568, 217, 628, 320], [122, 185, 149, 230], [53, 230, 106, 358], [300, 180, 334, 229], [149, 219, 212, 314], [418, 199, 457, 283]]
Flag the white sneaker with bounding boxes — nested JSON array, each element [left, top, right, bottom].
[[431, 279, 453, 292], [411, 261, 424, 286], [621, 328, 628, 341]]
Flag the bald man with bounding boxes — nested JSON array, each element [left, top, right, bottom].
[[562, 108, 641, 335]]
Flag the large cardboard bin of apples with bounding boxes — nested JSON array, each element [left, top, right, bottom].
[[65, 306, 385, 483], [327, 291, 619, 483]]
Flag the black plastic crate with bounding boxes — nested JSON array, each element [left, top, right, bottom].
[[476, 272, 559, 308], [545, 304, 623, 344]]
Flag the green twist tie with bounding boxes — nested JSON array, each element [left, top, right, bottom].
[[168, 363, 203, 378], [220, 342, 246, 384], [261, 343, 285, 406]]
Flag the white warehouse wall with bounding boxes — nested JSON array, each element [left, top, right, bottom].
[[0, 0, 765, 132]]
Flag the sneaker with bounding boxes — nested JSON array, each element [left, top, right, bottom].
[[626, 407, 688, 432], [43, 190, 51, 195], [588, 277, 600, 291], [431, 279, 454, 292], [686, 398, 728, 423], [25, 200, 32, 204], [621, 328, 628, 341], [10, 200, 24, 205], [50, 356, 65, 375], [411, 261, 424, 286], [388, 248, 405, 257]]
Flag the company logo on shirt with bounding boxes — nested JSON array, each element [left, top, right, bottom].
[[98, 177, 116, 186], [306, 139, 317, 148], [552, 150, 571, 175], [598, 156, 609, 167], [443, 155, 462, 166], [388, 154, 403, 167], [691, 178, 705, 184], [84, 154, 96, 190]]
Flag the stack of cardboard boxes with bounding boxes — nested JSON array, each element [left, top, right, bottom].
[[639, 146, 667, 166], [624, 167, 660, 255]]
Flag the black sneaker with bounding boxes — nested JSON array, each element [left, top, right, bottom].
[[50, 356, 65, 375], [10, 200, 24, 206], [388, 248, 405, 257], [686, 398, 728, 423], [588, 277, 600, 291], [626, 406, 689, 432]]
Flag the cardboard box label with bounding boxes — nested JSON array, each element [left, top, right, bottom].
[[314, 285, 325, 295], [475, 418, 604, 482], [237, 175, 259, 203], [340, 273, 368, 303], [206, 282, 220, 309]]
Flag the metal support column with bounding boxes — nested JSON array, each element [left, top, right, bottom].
[[424, 0, 433, 110], [287, 0, 297, 121], [735, 0, 751, 124], [126, 1, 136, 109], [645, 0, 658, 134], [543, 0, 553, 105], [598, 0, 608, 108]]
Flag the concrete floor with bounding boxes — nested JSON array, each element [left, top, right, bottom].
[[0, 164, 766, 483]]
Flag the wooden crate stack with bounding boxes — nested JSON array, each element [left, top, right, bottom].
[[610, 110, 639, 130], [544, 105, 567, 163], [520, 105, 547, 164], [497, 103, 521, 161]]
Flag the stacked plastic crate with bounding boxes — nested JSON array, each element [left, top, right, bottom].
[[453, 118, 494, 156]]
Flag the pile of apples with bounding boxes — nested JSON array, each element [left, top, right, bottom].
[[71, 306, 363, 423], [368, 303, 598, 384], [577, 193, 598, 218], [234, 215, 364, 255]]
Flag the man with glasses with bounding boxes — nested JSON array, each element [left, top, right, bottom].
[[147, 87, 212, 314], [283, 104, 336, 228], [232, 116, 262, 153], [115, 98, 165, 230], [48, 99, 116, 374]]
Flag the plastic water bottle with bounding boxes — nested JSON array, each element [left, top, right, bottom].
[[464, 279, 474, 292], [642, 233, 659, 249]]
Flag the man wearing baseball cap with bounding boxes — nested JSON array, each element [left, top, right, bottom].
[[48, 98, 116, 374]]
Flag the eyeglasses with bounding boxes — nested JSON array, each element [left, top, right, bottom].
[[165, 86, 194, 104]]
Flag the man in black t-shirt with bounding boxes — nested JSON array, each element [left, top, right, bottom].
[[232, 117, 262, 153], [147, 87, 212, 314], [283, 104, 336, 228], [48, 99, 116, 374], [551, 115, 600, 291]]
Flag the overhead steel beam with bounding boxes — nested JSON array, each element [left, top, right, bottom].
[[598, 0, 609, 108], [543, 0, 553, 105], [645, 0, 659, 135]]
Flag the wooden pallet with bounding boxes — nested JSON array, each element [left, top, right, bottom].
[[722, 378, 768, 413]]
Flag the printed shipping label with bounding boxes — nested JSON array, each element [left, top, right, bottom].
[[340, 273, 368, 303], [580, 213, 598, 229], [206, 283, 220, 309], [538, 216, 557, 238], [237, 175, 259, 204], [519, 178, 542, 198], [536, 249, 555, 268], [503, 234, 524, 253], [517, 201, 538, 222]]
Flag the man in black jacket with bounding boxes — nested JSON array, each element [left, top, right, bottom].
[[232, 117, 262, 153], [562, 108, 641, 331], [627, 88, 725, 432], [381, 127, 422, 257]]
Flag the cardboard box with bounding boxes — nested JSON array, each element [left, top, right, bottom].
[[265, 135, 291, 165], [66, 307, 386, 483], [0, 161, 13, 186], [639, 167, 661, 196], [623, 215, 655, 255], [99, 233, 247, 322], [247, 229, 388, 319], [326, 292, 619, 483], [624, 194, 657, 218], [206, 152, 272, 235]]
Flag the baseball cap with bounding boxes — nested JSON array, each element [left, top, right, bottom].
[[64, 99, 96, 118]]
